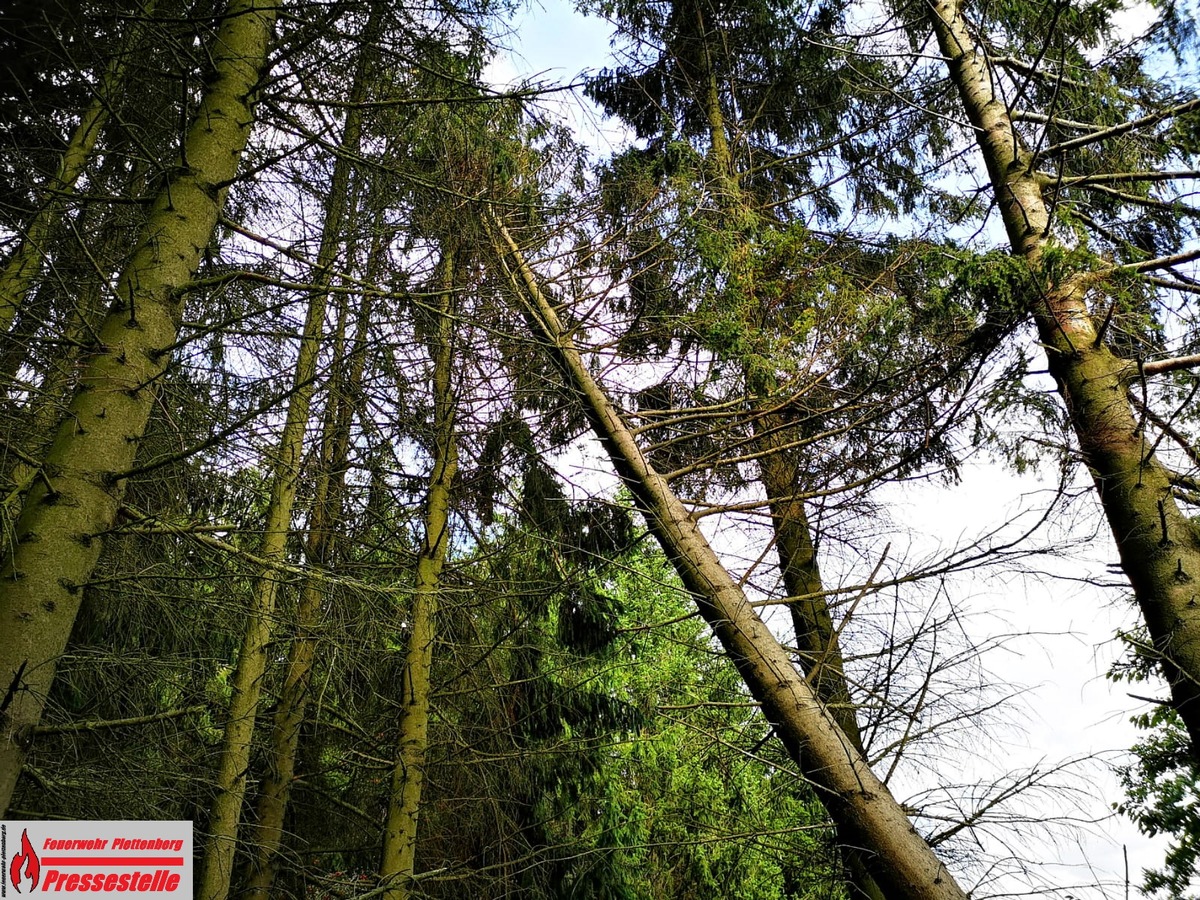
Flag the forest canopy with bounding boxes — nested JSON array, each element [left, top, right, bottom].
[[0, 0, 1198, 897]]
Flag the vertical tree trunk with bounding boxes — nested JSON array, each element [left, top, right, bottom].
[[928, 0, 1200, 761], [754, 424, 885, 900], [0, 0, 277, 818], [240, 279, 374, 899], [379, 254, 459, 900], [692, 18, 884, 891], [491, 218, 968, 900], [755, 426, 864, 747], [689, 4, 868, 769], [196, 29, 372, 899]]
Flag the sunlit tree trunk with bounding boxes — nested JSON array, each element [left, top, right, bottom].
[[240, 275, 375, 899], [929, 0, 1200, 761], [196, 33, 372, 900], [379, 254, 459, 900], [0, 0, 277, 818], [491, 217, 968, 900]]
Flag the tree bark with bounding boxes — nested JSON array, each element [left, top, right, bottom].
[[0, 0, 277, 818], [240, 279, 374, 900], [491, 217, 968, 900], [928, 0, 1200, 761], [196, 30, 370, 900], [754, 423, 885, 900], [379, 254, 459, 900]]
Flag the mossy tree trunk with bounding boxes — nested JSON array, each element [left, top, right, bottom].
[[0, 0, 277, 817], [929, 0, 1200, 762], [379, 253, 459, 900], [196, 28, 372, 900]]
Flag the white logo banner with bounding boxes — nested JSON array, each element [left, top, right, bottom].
[[1, 822, 191, 897]]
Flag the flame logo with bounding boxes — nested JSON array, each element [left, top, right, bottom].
[[9, 828, 39, 893]]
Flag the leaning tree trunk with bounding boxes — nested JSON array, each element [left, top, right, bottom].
[[0, 0, 277, 817], [693, 22, 886, 891], [379, 254, 459, 900], [196, 34, 371, 900], [692, 0, 868, 767], [928, 0, 1200, 761], [490, 217, 968, 900]]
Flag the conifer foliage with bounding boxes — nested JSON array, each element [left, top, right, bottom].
[[0, 0, 1197, 897]]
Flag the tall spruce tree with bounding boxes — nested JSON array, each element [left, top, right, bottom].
[[0, 0, 277, 815], [916, 0, 1200, 762]]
